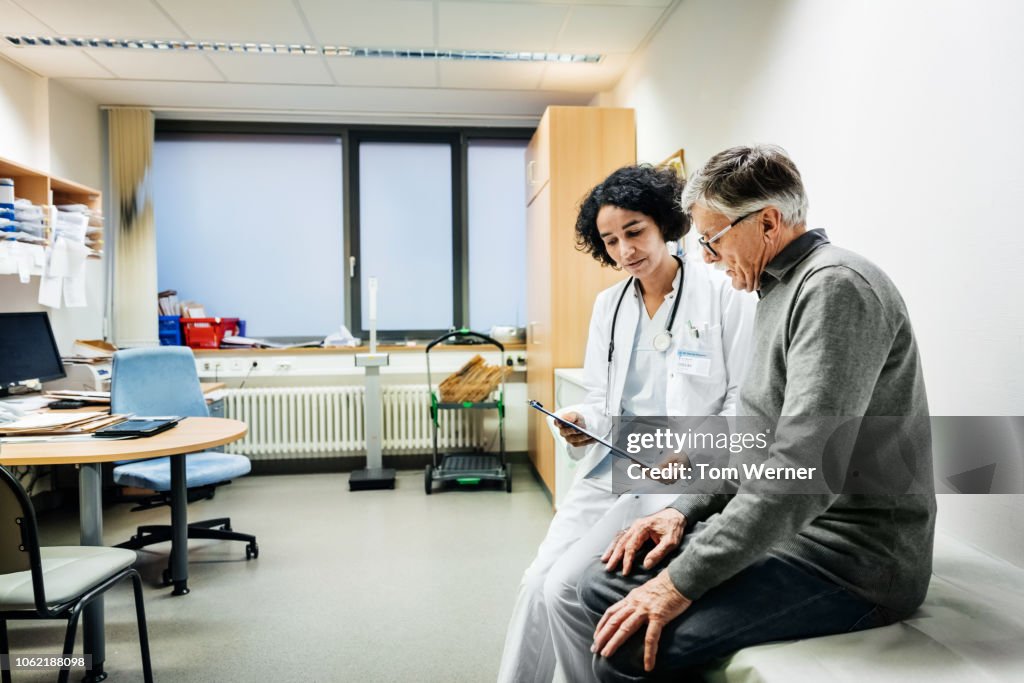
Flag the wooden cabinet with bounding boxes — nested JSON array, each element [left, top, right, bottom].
[[525, 106, 636, 497], [525, 113, 551, 204]]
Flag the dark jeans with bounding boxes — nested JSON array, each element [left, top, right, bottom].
[[578, 541, 892, 682]]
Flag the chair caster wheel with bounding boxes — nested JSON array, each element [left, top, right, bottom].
[[246, 542, 259, 560], [223, 525, 232, 532]]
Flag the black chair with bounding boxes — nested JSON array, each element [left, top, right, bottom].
[[0, 465, 153, 683]]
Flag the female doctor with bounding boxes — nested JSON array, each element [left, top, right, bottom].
[[498, 165, 755, 683]]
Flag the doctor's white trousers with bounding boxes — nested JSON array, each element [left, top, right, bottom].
[[498, 478, 679, 683]]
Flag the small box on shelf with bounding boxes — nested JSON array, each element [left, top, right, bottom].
[[158, 315, 182, 345], [181, 317, 245, 349]]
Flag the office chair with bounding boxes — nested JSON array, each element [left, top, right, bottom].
[[0, 466, 153, 683], [110, 347, 258, 584]]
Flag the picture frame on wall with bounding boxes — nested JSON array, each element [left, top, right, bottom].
[[658, 148, 687, 179]]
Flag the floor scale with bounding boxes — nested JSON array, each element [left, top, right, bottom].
[[349, 277, 396, 490]]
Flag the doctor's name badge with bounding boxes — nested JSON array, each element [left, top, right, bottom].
[[676, 349, 711, 377]]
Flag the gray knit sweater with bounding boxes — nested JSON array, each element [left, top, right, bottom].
[[668, 230, 936, 618]]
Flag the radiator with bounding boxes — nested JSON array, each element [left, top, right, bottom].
[[222, 385, 483, 459]]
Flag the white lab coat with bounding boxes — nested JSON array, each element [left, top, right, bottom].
[[568, 257, 756, 484]]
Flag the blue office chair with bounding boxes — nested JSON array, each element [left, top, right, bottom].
[[110, 347, 258, 583]]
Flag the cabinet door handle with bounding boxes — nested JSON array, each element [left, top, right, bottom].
[[527, 160, 537, 185], [529, 321, 540, 344]]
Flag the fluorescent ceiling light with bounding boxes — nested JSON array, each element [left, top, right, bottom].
[[3, 35, 602, 63]]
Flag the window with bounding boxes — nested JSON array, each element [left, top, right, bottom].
[[467, 139, 528, 332], [354, 139, 455, 333], [153, 123, 530, 342], [153, 132, 344, 339]]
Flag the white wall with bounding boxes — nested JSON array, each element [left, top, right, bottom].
[[0, 58, 106, 353], [597, 0, 1024, 564], [48, 80, 103, 190], [0, 56, 48, 169]]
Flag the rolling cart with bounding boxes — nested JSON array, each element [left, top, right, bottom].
[[424, 329, 511, 494]]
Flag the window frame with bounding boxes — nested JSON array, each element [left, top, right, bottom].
[[154, 120, 532, 342]]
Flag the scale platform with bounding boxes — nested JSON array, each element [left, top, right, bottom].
[[349, 467, 396, 491]]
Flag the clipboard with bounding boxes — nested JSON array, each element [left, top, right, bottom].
[[93, 416, 183, 438], [528, 400, 648, 467]]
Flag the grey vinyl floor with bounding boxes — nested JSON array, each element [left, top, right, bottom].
[[8, 466, 553, 682]]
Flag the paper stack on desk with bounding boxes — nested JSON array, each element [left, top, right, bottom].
[[43, 390, 111, 404], [0, 411, 124, 436]]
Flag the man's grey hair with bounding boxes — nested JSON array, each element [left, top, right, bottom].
[[680, 144, 808, 226]]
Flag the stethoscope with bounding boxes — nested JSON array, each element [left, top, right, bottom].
[[605, 255, 684, 416]]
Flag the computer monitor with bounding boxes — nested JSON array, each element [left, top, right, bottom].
[[0, 312, 66, 396]]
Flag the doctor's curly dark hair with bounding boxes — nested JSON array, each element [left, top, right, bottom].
[[574, 164, 688, 268]]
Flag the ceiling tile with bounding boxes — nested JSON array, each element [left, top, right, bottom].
[[438, 1, 568, 52], [326, 58, 437, 88], [55, 78, 592, 120], [14, 0, 185, 39], [0, 0, 57, 34], [154, 0, 314, 44], [539, 52, 630, 92], [557, 5, 667, 53], [206, 52, 332, 85], [438, 61, 545, 90], [0, 46, 113, 78], [84, 48, 223, 81], [298, 0, 434, 48]]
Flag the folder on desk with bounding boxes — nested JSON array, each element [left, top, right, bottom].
[[93, 416, 183, 438]]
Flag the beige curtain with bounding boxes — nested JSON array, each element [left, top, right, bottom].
[[109, 108, 158, 347]]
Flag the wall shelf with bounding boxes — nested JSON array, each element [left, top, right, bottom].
[[0, 154, 103, 278]]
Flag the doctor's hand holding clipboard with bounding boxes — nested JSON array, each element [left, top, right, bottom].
[[528, 400, 649, 467], [553, 410, 595, 448]]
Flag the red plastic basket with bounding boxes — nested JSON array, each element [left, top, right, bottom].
[[181, 317, 241, 349]]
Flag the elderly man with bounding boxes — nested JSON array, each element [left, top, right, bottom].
[[564, 145, 936, 681]]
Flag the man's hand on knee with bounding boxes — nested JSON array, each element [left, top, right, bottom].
[[591, 570, 693, 672], [602, 508, 686, 575]]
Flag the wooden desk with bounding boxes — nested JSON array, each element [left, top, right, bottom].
[[0, 417, 245, 465], [0, 417, 246, 681]]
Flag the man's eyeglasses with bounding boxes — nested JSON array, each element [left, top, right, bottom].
[[697, 210, 760, 258]]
